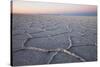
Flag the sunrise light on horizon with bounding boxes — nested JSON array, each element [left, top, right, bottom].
[[12, 0, 97, 16]]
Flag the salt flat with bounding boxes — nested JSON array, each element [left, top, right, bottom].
[[12, 14, 97, 66]]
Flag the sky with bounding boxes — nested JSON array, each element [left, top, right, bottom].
[[12, 0, 97, 16]]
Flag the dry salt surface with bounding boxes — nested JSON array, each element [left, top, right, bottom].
[[12, 14, 97, 66]]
